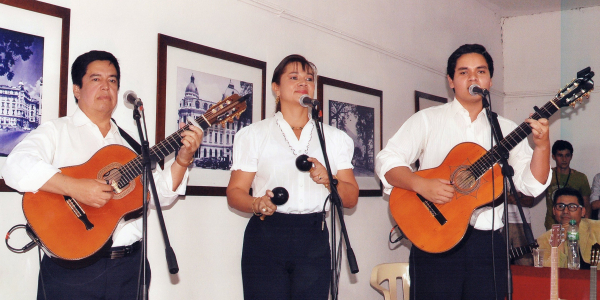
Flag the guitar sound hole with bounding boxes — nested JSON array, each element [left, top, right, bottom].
[[451, 166, 479, 194]]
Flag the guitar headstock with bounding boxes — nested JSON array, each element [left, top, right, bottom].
[[554, 67, 594, 108], [591, 243, 600, 266], [549, 224, 565, 248], [202, 93, 249, 128]]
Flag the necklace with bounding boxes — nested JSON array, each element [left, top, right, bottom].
[[554, 168, 572, 189], [276, 118, 312, 156], [291, 126, 303, 130]]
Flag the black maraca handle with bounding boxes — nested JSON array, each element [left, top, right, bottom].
[[271, 187, 289, 205], [296, 154, 312, 172]]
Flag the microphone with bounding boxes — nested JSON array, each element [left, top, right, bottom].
[[468, 84, 489, 96], [123, 90, 143, 107], [298, 94, 320, 108]]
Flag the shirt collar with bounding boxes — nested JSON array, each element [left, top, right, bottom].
[[450, 97, 487, 121], [72, 107, 118, 135]]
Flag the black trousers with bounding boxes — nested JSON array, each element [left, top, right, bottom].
[[241, 212, 331, 300], [409, 227, 507, 300], [37, 247, 150, 300]]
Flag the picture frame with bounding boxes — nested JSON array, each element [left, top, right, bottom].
[[414, 90, 447, 112], [0, 0, 70, 192], [156, 34, 266, 196], [317, 76, 383, 197]]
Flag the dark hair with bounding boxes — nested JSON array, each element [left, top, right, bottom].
[[271, 54, 316, 112], [446, 44, 494, 80], [553, 187, 584, 206], [71, 50, 120, 103], [552, 140, 573, 156]]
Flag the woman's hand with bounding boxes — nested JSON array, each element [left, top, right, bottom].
[[307, 157, 331, 188], [252, 190, 276, 218]]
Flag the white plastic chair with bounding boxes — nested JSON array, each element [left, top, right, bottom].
[[370, 262, 410, 300]]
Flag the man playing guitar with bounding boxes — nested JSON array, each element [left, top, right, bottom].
[[375, 44, 551, 299], [1, 51, 203, 299]]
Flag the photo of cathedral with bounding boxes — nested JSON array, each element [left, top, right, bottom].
[[176, 67, 253, 170]]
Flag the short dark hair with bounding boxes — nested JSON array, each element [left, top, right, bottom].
[[71, 50, 120, 103], [446, 44, 494, 80], [552, 140, 573, 156], [553, 187, 584, 206], [271, 54, 316, 112]]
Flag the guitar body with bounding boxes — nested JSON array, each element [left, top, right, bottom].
[[22, 145, 142, 262], [390, 142, 503, 253]]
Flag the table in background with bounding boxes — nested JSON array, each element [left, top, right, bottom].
[[512, 265, 599, 300]]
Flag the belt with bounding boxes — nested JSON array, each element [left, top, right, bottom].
[[104, 241, 141, 259]]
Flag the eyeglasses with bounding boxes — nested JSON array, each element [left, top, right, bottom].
[[554, 203, 582, 212]]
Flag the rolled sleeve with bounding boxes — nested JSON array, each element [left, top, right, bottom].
[[230, 126, 258, 172], [149, 159, 189, 207], [1, 123, 61, 193], [375, 113, 426, 194], [334, 130, 354, 171]]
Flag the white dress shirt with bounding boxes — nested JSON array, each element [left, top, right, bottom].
[[1, 108, 188, 247], [231, 112, 354, 214], [590, 173, 600, 204], [375, 99, 551, 230]]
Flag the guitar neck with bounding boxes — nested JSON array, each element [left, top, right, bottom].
[[551, 247, 559, 300], [592, 266, 598, 300], [468, 98, 561, 179], [115, 115, 212, 189], [509, 244, 534, 260]]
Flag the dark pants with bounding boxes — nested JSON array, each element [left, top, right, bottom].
[[37, 247, 149, 300], [409, 228, 507, 300], [241, 212, 331, 300]]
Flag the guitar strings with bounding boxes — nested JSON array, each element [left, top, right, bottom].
[[115, 98, 241, 188]]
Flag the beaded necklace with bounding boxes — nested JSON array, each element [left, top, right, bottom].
[[276, 118, 312, 156]]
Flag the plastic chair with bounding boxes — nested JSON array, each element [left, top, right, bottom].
[[370, 262, 410, 300]]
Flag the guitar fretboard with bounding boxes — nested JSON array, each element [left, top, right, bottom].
[[551, 247, 559, 300], [112, 94, 246, 189], [468, 99, 560, 179]]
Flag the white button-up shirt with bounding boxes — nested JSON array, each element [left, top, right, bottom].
[[1, 108, 188, 246], [231, 112, 354, 214], [376, 99, 551, 230]]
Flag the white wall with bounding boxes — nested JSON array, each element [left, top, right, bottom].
[[0, 0, 504, 299], [503, 7, 600, 239]]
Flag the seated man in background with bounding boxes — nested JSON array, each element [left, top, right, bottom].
[[544, 140, 591, 230], [537, 187, 600, 269]]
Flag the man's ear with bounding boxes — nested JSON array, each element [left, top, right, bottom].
[[447, 75, 455, 89], [73, 84, 81, 102]]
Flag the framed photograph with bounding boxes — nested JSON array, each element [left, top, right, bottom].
[[317, 76, 382, 197], [415, 90, 447, 112], [0, 0, 70, 192], [156, 34, 266, 196]]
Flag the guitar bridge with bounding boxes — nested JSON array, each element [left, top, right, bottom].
[[417, 193, 447, 225], [64, 196, 94, 230]]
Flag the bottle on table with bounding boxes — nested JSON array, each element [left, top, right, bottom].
[[567, 219, 580, 270]]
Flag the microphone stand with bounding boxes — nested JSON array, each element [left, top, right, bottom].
[[132, 106, 179, 300], [480, 94, 535, 300], [309, 104, 359, 300]]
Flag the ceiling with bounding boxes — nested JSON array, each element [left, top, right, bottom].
[[476, 0, 600, 17]]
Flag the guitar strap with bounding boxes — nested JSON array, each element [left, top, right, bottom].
[[111, 118, 142, 155]]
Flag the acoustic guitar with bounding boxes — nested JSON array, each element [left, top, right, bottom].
[[21, 93, 249, 265], [591, 243, 600, 300], [389, 67, 594, 253], [549, 224, 565, 300]]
